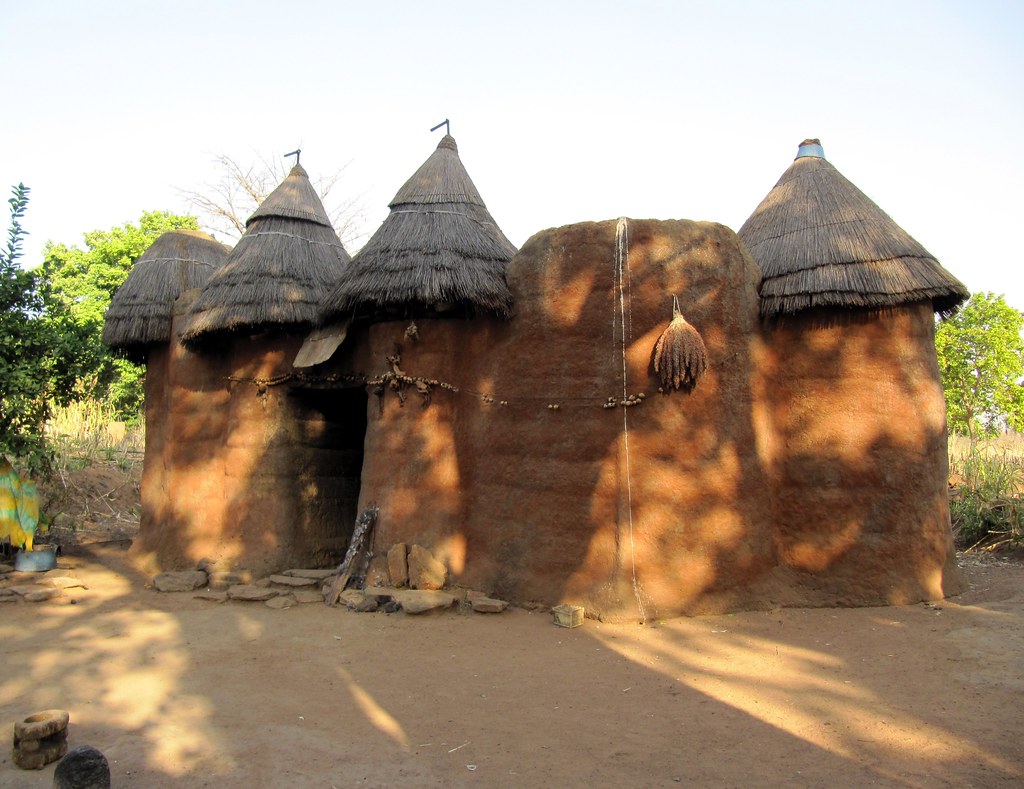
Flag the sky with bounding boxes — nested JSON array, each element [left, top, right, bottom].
[[2, 0, 1022, 307]]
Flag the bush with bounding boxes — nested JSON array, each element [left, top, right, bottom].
[[948, 437, 1024, 550]]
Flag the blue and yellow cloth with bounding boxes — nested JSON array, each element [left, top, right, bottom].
[[0, 458, 42, 551]]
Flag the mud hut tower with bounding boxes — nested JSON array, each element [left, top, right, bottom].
[[134, 162, 354, 574], [103, 229, 229, 566], [103, 229, 229, 358], [322, 131, 515, 320], [319, 130, 516, 567], [740, 138, 969, 605]]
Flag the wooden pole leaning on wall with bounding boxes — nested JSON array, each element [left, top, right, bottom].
[[325, 506, 379, 606]]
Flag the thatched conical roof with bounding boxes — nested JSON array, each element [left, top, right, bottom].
[[738, 139, 968, 318], [102, 229, 229, 357], [320, 134, 516, 321], [182, 164, 351, 343]]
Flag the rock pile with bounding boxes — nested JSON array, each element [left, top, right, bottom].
[[153, 545, 512, 616], [0, 563, 85, 605]]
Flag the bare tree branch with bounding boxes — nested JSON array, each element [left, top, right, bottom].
[[177, 152, 365, 249]]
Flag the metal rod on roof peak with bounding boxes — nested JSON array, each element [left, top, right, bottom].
[[430, 119, 450, 136], [285, 148, 301, 166]]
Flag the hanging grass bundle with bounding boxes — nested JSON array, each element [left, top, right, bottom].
[[652, 296, 708, 393]]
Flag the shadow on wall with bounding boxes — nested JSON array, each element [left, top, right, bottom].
[[135, 327, 364, 576], [455, 218, 774, 620], [138, 221, 960, 617], [352, 219, 773, 619], [754, 303, 961, 607], [351, 219, 959, 621]]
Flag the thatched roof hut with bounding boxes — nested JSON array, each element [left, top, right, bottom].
[[738, 139, 968, 318], [320, 134, 516, 321], [102, 229, 229, 359], [182, 164, 351, 343]]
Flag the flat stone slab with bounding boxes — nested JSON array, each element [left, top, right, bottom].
[[268, 574, 319, 587], [8, 584, 52, 596], [283, 568, 337, 580], [472, 597, 509, 613], [194, 590, 229, 602], [227, 584, 279, 602], [293, 590, 324, 604], [208, 571, 250, 589], [40, 576, 85, 589], [153, 570, 208, 592], [25, 587, 64, 602], [393, 589, 456, 614], [265, 594, 296, 609]]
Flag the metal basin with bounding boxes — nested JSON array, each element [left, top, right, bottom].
[[14, 546, 57, 572]]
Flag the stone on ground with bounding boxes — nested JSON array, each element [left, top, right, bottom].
[[283, 568, 336, 580], [472, 596, 509, 613], [53, 744, 111, 788], [268, 574, 318, 587], [25, 587, 64, 602], [227, 584, 279, 602], [194, 590, 229, 602], [153, 570, 208, 592], [40, 575, 85, 589], [207, 571, 250, 589], [387, 543, 408, 587], [408, 545, 446, 590], [265, 594, 296, 609], [393, 589, 456, 614]]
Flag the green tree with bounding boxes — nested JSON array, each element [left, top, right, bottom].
[[38, 211, 199, 419], [935, 292, 1024, 439], [0, 183, 53, 469]]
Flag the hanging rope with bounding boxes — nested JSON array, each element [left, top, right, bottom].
[[614, 218, 646, 624]]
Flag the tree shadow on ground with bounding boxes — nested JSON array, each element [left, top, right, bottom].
[[2, 549, 1021, 787]]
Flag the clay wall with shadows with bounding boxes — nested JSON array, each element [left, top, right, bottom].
[[750, 303, 963, 605], [137, 222, 961, 618], [355, 219, 775, 620], [134, 293, 362, 575]]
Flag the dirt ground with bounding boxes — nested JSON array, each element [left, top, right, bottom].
[[2, 464, 1023, 788]]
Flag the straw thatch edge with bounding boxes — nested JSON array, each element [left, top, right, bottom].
[[182, 216, 350, 344]]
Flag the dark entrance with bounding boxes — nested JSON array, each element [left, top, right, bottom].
[[289, 384, 368, 565]]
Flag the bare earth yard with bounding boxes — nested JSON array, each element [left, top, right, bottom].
[[1, 464, 1022, 788]]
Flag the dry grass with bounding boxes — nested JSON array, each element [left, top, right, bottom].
[[947, 434, 1024, 551], [46, 401, 144, 472]]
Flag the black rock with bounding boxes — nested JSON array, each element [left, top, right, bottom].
[[52, 745, 110, 789]]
